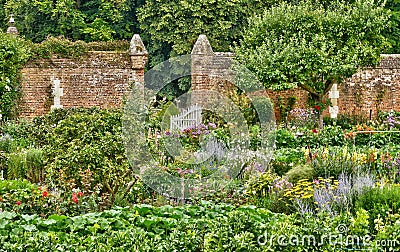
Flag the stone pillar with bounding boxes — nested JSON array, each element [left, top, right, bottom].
[[129, 34, 148, 86], [191, 35, 214, 91], [191, 35, 215, 104], [329, 83, 339, 118]]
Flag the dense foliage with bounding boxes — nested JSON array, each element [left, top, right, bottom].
[[0, 204, 398, 251], [0, 32, 29, 120], [2, 0, 142, 42], [236, 0, 389, 127]]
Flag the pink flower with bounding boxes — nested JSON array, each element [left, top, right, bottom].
[[77, 191, 84, 197], [16, 201, 21, 206]]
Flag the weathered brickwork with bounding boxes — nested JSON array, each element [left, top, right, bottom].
[[191, 35, 400, 119], [19, 35, 147, 118], [18, 34, 400, 120]]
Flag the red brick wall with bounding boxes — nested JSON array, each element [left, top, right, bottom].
[[191, 35, 400, 120], [19, 51, 146, 118]]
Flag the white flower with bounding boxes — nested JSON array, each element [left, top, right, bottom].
[[4, 85, 11, 92]]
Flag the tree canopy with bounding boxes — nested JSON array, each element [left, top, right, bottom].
[[2, 0, 143, 42], [236, 0, 389, 100]]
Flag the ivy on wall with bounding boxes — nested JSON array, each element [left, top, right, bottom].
[[0, 31, 29, 121], [0, 35, 131, 121], [28, 36, 130, 60]]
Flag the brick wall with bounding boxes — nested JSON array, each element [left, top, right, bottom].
[[19, 34, 147, 118], [191, 35, 400, 120]]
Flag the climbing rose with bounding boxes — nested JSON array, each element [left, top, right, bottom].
[[78, 191, 84, 197]]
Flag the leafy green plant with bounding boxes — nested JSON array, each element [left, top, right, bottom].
[[6, 150, 27, 180], [0, 32, 29, 120], [43, 108, 133, 208], [275, 128, 299, 149], [356, 185, 400, 234], [277, 96, 297, 123], [25, 148, 44, 184], [271, 147, 305, 176], [285, 164, 314, 183]]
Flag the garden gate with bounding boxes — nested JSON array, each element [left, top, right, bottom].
[[170, 104, 202, 131]]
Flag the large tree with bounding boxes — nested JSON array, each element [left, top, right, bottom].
[[137, 0, 277, 97], [236, 0, 389, 127], [3, 0, 142, 42]]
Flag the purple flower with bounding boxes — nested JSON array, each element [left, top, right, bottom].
[[208, 122, 216, 129], [164, 131, 171, 136]]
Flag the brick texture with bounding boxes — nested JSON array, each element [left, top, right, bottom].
[[191, 35, 400, 120], [19, 51, 146, 118]]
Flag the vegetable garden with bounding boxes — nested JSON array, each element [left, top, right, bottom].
[[0, 107, 400, 251]]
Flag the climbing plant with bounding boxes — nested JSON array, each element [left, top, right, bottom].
[[0, 31, 29, 121]]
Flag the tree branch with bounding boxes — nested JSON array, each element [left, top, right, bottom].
[[297, 83, 320, 97]]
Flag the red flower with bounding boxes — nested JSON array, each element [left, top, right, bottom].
[[312, 129, 318, 134], [42, 190, 49, 197], [314, 105, 321, 111], [72, 193, 78, 204], [16, 201, 21, 206], [77, 191, 84, 197]]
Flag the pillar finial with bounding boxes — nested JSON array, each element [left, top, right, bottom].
[[6, 14, 18, 35], [191, 35, 213, 55]]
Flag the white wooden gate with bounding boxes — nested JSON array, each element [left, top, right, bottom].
[[170, 104, 202, 131]]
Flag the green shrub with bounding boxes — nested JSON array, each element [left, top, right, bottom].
[[355, 185, 400, 234], [26, 148, 44, 184], [0, 179, 35, 194], [285, 164, 314, 183], [275, 128, 299, 149], [245, 170, 278, 197], [6, 150, 27, 180], [43, 108, 132, 207], [271, 148, 305, 176], [0, 32, 29, 121]]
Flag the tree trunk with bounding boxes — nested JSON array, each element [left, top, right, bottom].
[[318, 95, 324, 130]]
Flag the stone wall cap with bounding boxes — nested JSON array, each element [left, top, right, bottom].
[[214, 52, 235, 57], [381, 54, 400, 57], [192, 34, 214, 55], [129, 34, 148, 56]]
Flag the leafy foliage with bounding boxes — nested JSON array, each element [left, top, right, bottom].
[[237, 0, 389, 93], [43, 109, 132, 207], [236, 0, 389, 128], [0, 32, 29, 120], [4, 0, 141, 42]]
